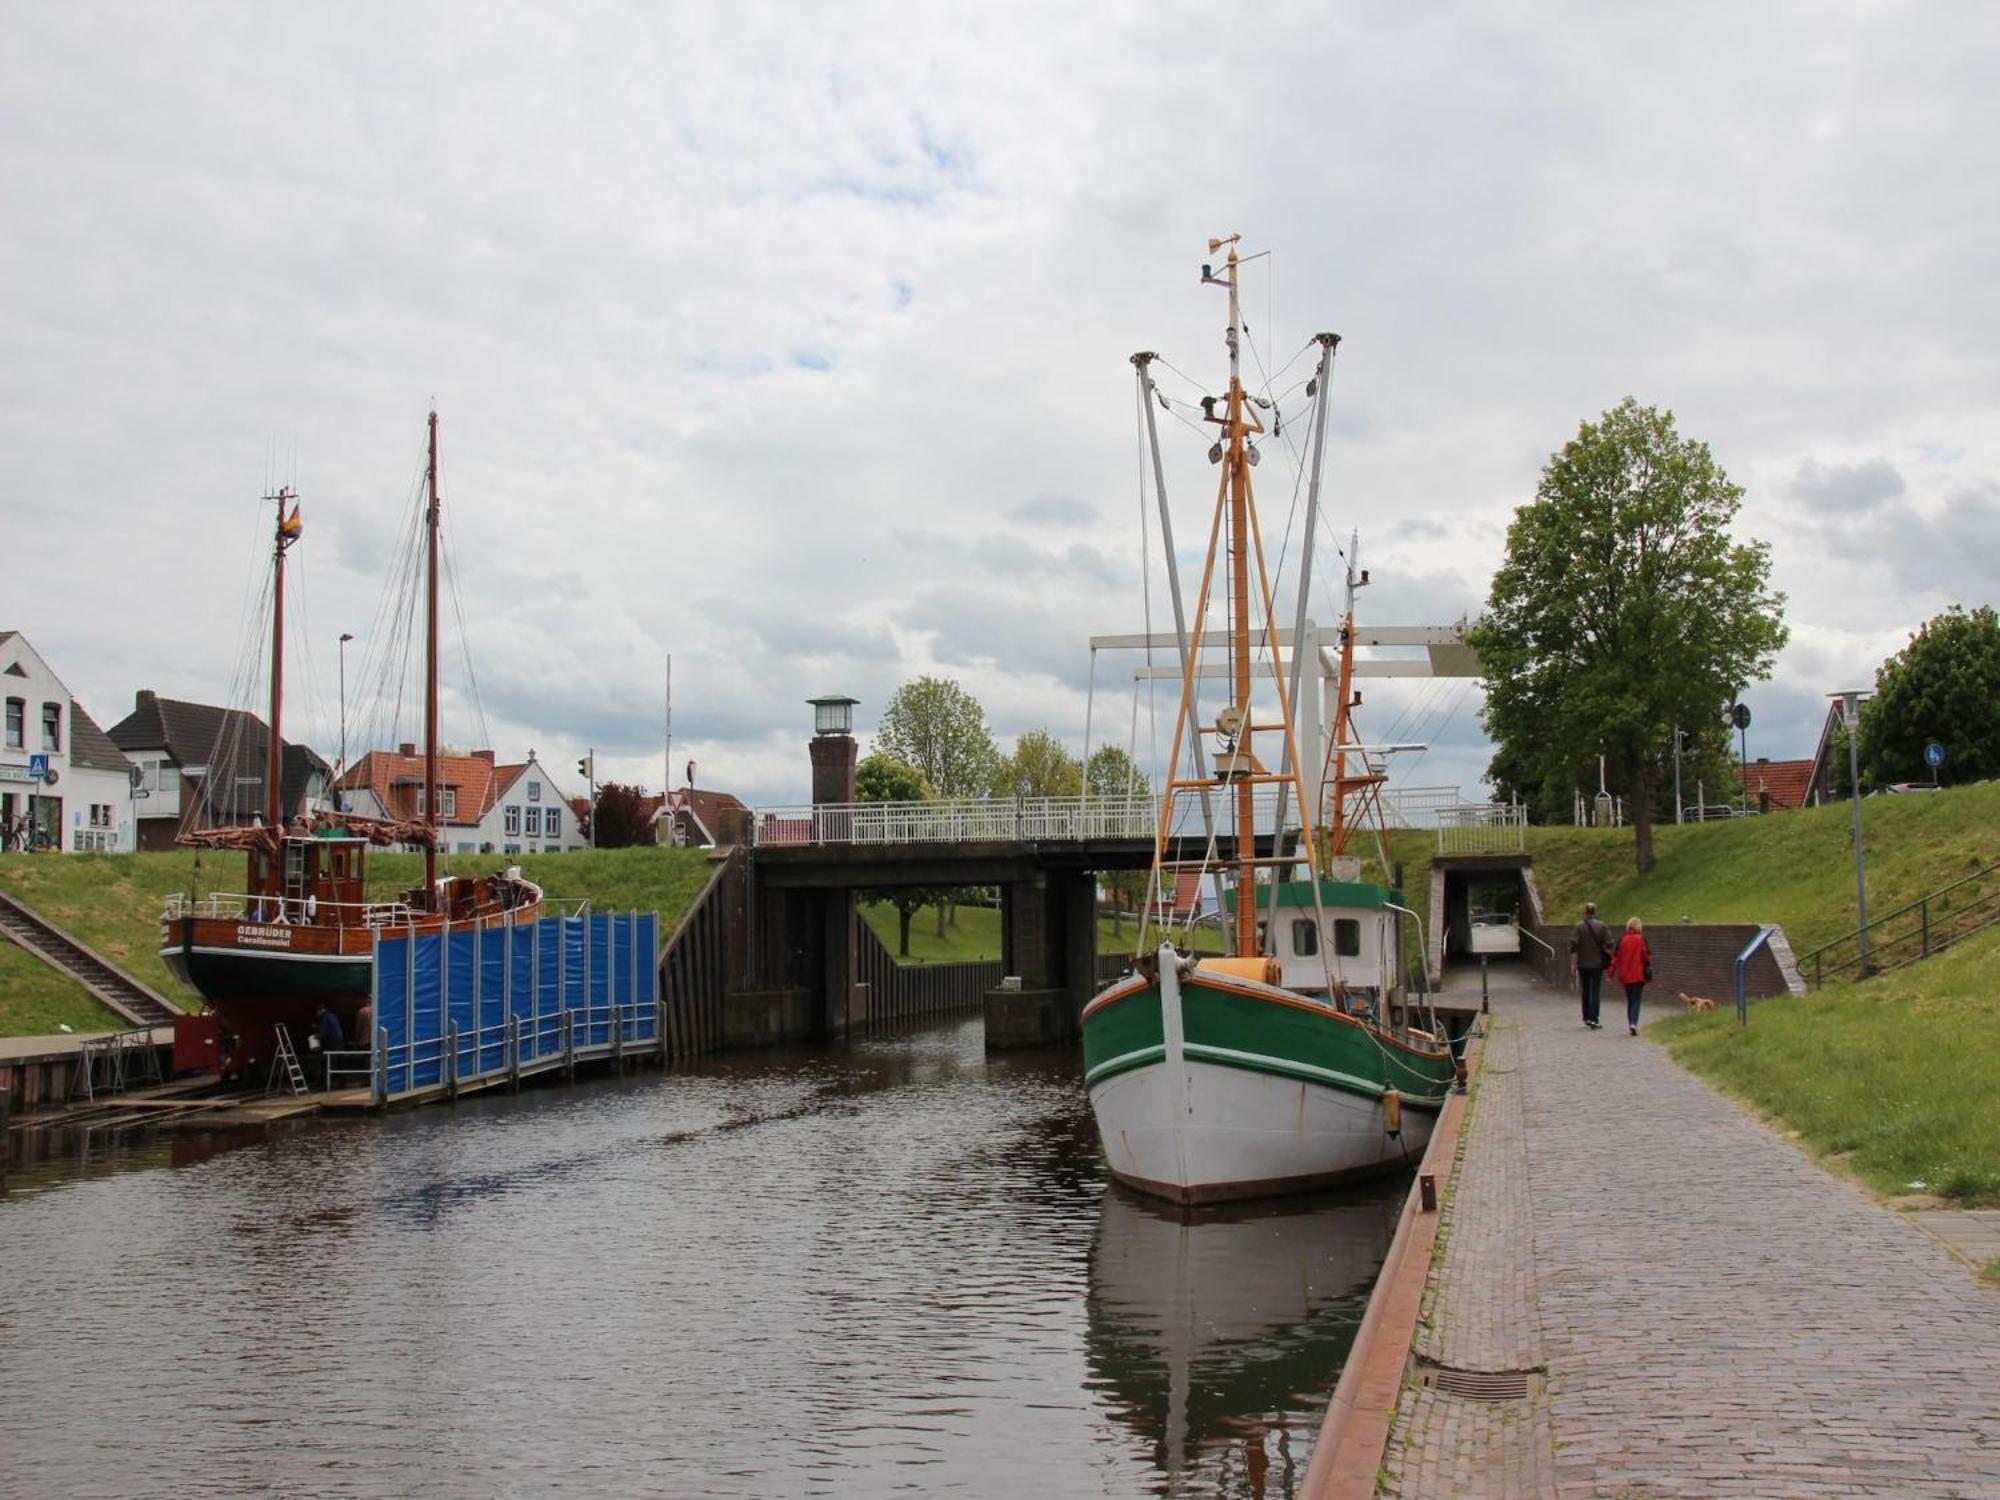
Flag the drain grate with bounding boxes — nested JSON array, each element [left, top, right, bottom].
[[1422, 1366, 1534, 1401]]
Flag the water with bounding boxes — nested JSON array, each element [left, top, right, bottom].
[[1, 1019, 1402, 1497]]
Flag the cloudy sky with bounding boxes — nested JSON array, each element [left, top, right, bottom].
[[5, 2, 1995, 810]]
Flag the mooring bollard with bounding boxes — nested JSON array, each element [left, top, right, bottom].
[[1419, 1172, 1438, 1212]]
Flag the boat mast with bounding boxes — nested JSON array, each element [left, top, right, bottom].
[[265, 486, 298, 832], [1219, 244, 1260, 958], [424, 412, 441, 896]]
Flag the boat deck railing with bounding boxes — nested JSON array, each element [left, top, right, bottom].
[[161, 890, 584, 928], [324, 997, 660, 1102]]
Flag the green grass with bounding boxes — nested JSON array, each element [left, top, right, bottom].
[[1521, 780, 2000, 954], [0, 940, 127, 1035], [1983, 1259, 2000, 1288], [1653, 922, 2000, 1205], [0, 845, 718, 1036]]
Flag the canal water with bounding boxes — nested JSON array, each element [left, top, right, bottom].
[[0, 1018, 1402, 1498]]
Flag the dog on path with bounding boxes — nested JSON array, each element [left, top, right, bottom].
[[1677, 992, 1717, 1013]]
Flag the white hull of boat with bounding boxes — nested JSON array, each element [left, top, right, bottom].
[[1089, 1057, 1435, 1204]]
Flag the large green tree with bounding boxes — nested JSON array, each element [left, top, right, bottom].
[[1861, 605, 2000, 785], [876, 676, 1000, 800], [1470, 399, 1788, 871], [993, 729, 1082, 799], [855, 752, 941, 957]]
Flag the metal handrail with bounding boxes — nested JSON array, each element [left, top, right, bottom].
[[750, 792, 1301, 848], [1797, 859, 2000, 988], [1735, 926, 1777, 1024]]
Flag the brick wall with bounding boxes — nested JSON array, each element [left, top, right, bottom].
[[1526, 920, 1804, 1003]]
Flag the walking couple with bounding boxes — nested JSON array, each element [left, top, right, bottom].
[[1570, 900, 1653, 1035]]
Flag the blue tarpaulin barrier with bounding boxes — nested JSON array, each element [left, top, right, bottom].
[[369, 910, 658, 1103]]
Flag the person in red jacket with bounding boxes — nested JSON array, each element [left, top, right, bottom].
[[1608, 917, 1653, 1035]]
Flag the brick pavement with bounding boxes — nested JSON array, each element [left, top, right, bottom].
[[1382, 969, 2000, 1498]]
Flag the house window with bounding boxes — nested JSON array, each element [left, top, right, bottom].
[[416, 787, 458, 818], [4, 698, 21, 748], [1333, 918, 1362, 957], [504, 805, 520, 835], [545, 808, 561, 839], [527, 780, 540, 802], [41, 702, 61, 751], [504, 843, 521, 855], [1292, 919, 1318, 957], [524, 806, 540, 836]]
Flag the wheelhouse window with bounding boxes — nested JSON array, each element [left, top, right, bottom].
[[1333, 918, 1362, 957], [1292, 919, 1318, 957], [4, 697, 21, 748], [41, 702, 60, 751]]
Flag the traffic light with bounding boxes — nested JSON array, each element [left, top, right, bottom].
[[578, 752, 594, 782]]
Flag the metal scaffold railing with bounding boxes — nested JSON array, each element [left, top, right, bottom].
[[1435, 802, 1528, 856]]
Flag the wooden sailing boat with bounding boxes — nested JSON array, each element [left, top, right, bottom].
[[160, 413, 542, 1078], [1081, 238, 1455, 1204]]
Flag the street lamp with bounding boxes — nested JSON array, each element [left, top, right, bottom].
[[1831, 690, 1871, 972], [338, 632, 355, 810]]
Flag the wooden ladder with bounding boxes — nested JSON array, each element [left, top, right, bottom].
[[268, 1024, 309, 1097]]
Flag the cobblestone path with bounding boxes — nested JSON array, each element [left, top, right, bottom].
[[1384, 971, 2000, 1498]]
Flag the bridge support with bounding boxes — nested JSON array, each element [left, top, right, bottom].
[[985, 868, 1098, 1049]]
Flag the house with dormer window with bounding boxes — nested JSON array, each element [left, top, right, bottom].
[[337, 746, 585, 854], [106, 689, 330, 851]]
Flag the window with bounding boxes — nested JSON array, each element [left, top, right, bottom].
[[4, 697, 20, 748], [504, 843, 521, 855], [416, 787, 459, 818], [1333, 918, 1361, 957], [524, 806, 540, 837], [455, 841, 474, 854], [1292, 919, 1318, 957], [526, 780, 540, 802], [504, 805, 521, 836], [545, 808, 561, 839], [41, 702, 60, 751]]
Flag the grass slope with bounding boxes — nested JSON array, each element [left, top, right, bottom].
[[1654, 921, 2000, 1205], [1523, 780, 2000, 954], [0, 846, 717, 1034]]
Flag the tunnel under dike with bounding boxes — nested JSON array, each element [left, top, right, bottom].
[[1426, 853, 1541, 987]]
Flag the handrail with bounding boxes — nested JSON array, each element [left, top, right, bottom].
[[1734, 925, 1777, 1024], [749, 791, 1299, 848], [1795, 859, 2000, 989]]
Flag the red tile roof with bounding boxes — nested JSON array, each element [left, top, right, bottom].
[[338, 749, 504, 825], [1748, 758, 1814, 811]]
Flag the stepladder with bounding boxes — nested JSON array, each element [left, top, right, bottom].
[[268, 1024, 309, 1097]]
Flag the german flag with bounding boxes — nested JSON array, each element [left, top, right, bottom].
[[279, 505, 303, 539]]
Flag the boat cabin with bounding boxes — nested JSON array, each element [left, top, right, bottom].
[[1230, 877, 1400, 1003], [244, 831, 369, 927]]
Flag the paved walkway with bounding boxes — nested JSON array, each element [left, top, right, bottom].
[[1383, 968, 2000, 1498]]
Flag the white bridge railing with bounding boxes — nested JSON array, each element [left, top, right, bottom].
[[1435, 802, 1528, 856], [753, 792, 1306, 848]]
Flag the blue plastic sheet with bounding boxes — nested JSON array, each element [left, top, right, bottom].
[[479, 925, 507, 1073], [377, 932, 411, 1095]]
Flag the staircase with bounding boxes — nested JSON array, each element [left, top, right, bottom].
[[1798, 860, 2000, 989], [0, 889, 184, 1028]]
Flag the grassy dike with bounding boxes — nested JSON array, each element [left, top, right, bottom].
[[0, 845, 716, 1036]]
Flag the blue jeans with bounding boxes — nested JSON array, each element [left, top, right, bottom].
[[1577, 968, 1604, 1025], [1625, 982, 1645, 1029]]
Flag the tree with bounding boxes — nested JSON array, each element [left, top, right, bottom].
[[993, 729, 1082, 799], [876, 677, 1000, 800], [1469, 399, 1788, 871], [589, 782, 657, 849], [1086, 745, 1152, 934], [1861, 605, 2000, 786], [855, 752, 941, 957]]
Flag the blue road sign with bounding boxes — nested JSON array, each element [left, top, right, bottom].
[[27, 754, 49, 781], [1925, 741, 1945, 769]]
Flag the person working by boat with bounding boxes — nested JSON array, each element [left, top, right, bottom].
[[1569, 901, 1614, 1030], [313, 1004, 345, 1087]]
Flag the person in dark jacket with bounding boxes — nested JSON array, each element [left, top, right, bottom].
[[1569, 901, 1614, 1029], [1608, 917, 1654, 1035]]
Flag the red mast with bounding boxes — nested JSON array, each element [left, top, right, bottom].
[[266, 487, 298, 831], [424, 413, 441, 897]]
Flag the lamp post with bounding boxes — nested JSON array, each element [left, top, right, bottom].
[[338, 632, 355, 810], [1832, 690, 1871, 972]]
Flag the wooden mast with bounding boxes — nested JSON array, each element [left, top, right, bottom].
[[265, 487, 296, 832], [424, 412, 441, 897], [1220, 244, 1259, 959]]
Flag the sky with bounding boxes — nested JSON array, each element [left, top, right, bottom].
[[4, 2, 1996, 813]]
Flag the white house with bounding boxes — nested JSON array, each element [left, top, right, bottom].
[[106, 689, 332, 851], [338, 746, 588, 855], [0, 631, 136, 853]]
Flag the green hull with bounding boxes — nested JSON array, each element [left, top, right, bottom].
[[1083, 971, 1455, 1107]]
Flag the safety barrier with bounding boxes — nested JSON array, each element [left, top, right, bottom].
[[368, 911, 659, 1104]]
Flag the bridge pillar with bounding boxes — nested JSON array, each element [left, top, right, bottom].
[[985, 868, 1097, 1049]]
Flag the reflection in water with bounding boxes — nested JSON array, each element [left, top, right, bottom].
[[1086, 1183, 1403, 1496], [1, 1019, 1399, 1498]]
